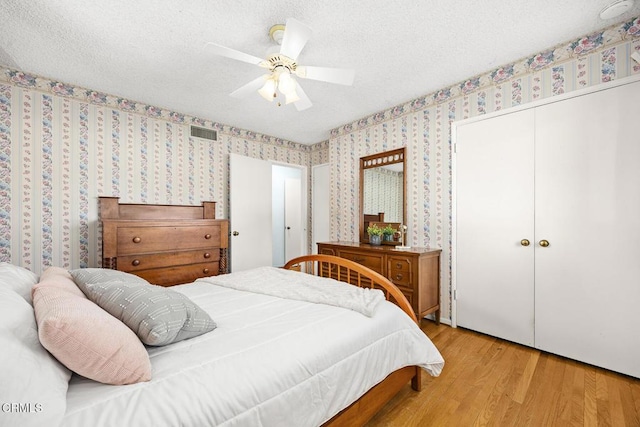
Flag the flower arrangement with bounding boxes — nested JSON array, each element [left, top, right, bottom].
[[367, 224, 383, 246], [366, 224, 383, 236], [382, 225, 395, 236]]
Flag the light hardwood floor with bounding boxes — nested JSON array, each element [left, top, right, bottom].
[[366, 321, 640, 426]]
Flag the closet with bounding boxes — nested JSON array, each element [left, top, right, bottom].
[[453, 77, 640, 378]]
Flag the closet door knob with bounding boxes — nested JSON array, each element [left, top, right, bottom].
[[232, 231, 239, 236], [520, 239, 530, 246], [539, 239, 550, 247]]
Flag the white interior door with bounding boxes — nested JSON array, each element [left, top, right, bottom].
[[284, 178, 302, 262], [230, 153, 272, 272], [454, 108, 535, 346], [312, 164, 330, 253], [534, 80, 640, 377]]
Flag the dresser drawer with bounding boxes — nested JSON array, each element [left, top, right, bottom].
[[318, 247, 336, 256], [388, 270, 412, 287], [388, 257, 412, 273], [134, 262, 219, 287], [337, 250, 384, 274], [117, 225, 221, 255], [397, 287, 414, 311], [387, 256, 414, 287], [117, 249, 220, 272]]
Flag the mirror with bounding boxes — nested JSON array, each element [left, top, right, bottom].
[[359, 147, 406, 244]]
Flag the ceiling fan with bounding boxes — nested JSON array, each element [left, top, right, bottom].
[[205, 18, 355, 111]]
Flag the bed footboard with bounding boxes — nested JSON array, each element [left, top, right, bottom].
[[284, 254, 423, 426], [283, 254, 417, 324]]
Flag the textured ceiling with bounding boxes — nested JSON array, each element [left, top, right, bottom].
[[1, 0, 639, 144]]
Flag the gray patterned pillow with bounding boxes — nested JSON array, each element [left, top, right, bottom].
[[70, 269, 216, 346]]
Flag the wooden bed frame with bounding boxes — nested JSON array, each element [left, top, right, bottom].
[[283, 254, 422, 427], [98, 199, 423, 426]]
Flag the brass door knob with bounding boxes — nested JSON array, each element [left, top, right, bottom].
[[539, 239, 550, 247], [520, 239, 530, 246]]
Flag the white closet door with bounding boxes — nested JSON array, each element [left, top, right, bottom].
[[534, 80, 640, 377], [455, 109, 535, 346]]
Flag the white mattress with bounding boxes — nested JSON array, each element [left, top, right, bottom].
[[62, 280, 444, 427]]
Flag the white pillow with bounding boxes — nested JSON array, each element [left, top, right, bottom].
[[0, 262, 39, 305], [0, 286, 71, 427]]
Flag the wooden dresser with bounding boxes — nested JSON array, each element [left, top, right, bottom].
[[317, 242, 441, 323], [100, 197, 229, 287]]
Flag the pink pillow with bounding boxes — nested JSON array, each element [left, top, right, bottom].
[[32, 267, 152, 385], [33, 266, 85, 298]]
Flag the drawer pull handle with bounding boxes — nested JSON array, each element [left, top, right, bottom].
[[204, 252, 211, 259], [395, 273, 403, 280], [354, 257, 365, 263], [396, 262, 402, 269], [204, 234, 212, 239], [132, 237, 141, 243], [132, 259, 140, 266], [203, 268, 210, 274]]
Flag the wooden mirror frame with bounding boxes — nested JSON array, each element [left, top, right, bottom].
[[359, 147, 407, 244]]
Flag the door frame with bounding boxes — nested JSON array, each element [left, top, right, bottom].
[[272, 160, 308, 264], [451, 73, 640, 328]]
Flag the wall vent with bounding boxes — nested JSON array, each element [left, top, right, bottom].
[[190, 126, 217, 141]]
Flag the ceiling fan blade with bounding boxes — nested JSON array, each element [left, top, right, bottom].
[[296, 66, 355, 86], [230, 75, 269, 98], [279, 18, 312, 60], [293, 83, 312, 111], [204, 42, 264, 66]]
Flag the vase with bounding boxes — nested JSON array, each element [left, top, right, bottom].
[[369, 234, 382, 246]]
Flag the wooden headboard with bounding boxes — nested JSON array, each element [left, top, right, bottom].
[[99, 197, 229, 286]]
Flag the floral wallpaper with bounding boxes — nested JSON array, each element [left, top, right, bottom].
[[0, 69, 320, 273], [328, 16, 640, 323]]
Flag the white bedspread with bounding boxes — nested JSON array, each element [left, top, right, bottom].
[[62, 277, 444, 427], [198, 266, 385, 317]]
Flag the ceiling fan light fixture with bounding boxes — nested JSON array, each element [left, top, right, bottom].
[[210, 18, 352, 111], [258, 78, 276, 101], [277, 71, 296, 94], [284, 90, 300, 105]]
